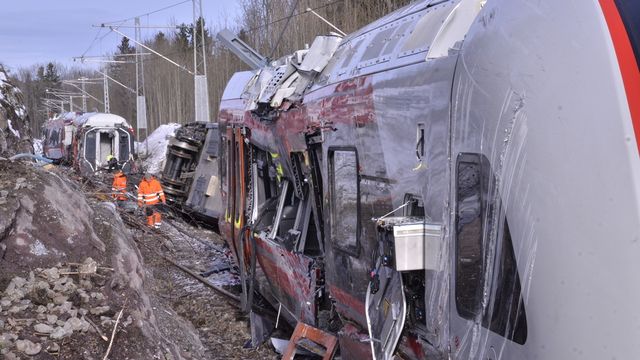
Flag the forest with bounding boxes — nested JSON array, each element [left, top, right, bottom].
[[11, 0, 413, 137]]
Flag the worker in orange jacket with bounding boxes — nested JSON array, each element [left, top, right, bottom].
[[111, 170, 128, 201], [137, 172, 166, 228]]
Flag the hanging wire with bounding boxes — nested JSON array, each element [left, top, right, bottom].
[[247, 0, 344, 33], [81, 27, 104, 58], [269, 0, 301, 60]]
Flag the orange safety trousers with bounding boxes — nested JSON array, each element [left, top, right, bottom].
[[138, 177, 166, 227], [146, 210, 161, 227]]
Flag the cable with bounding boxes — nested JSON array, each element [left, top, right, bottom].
[[81, 27, 104, 58], [245, 0, 344, 33], [101, 0, 192, 25], [269, 0, 300, 60]]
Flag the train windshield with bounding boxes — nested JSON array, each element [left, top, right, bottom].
[[615, 0, 640, 69]]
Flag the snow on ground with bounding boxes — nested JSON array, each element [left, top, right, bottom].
[[136, 123, 180, 174]]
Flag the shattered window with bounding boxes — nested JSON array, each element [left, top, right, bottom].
[[483, 220, 528, 345], [329, 149, 360, 254], [455, 153, 487, 320], [455, 152, 528, 345]]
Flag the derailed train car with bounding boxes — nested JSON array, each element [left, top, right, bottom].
[[42, 112, 79, 163], [204, 0, 640, 358], [43, 112, 136, 174], [73, 113, 136, 175]]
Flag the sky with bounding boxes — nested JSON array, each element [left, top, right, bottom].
[[0, 0, 243, 72]]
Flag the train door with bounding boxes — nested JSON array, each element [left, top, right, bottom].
[[229, 127, 247, 258], [449, 153, 528, 359], [251, 150, 325, 324]]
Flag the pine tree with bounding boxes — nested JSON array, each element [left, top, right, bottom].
[[117, 37, 135, 55], [43, 63, 61, 88]]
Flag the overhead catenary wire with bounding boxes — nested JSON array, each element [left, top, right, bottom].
[[100, 0, 192, 26], [245, 0, 344, 33], [268, 0, 301, 60]]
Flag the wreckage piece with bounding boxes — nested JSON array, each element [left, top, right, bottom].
[[282, 322, 338, 360], [183, 122, 224, 223], [239, 34, 342, 121], [161, 122, 208, 205]]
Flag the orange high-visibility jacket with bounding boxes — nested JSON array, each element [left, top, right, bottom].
[[111, 172, 127, 200], [137, 177, 166, 206]]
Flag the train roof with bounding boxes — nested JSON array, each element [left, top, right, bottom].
[[221, 0, 481, 119], [73, 112, 131, 128]]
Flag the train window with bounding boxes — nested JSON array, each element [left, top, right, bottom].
[[455, 153, 488, 320], [85, 132, 96, 165], [206, 126, 220, 157], [403, 193, 425, 217], [614, 0, 640, 70], [119, 132, 129, 161], [483, 220, 528, 345], [454, 152, 528, 344], [329, 149, 360, 255]]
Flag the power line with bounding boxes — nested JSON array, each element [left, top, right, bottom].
[[101, 0, 192, 25], [81, 27, 104, 58], [269, 0, 300, 60], [245, 0, 344, 33]]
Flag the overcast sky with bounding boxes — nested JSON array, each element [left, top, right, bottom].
[[0, 0, 242, 72]]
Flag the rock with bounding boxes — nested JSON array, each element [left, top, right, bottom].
[[41, 268, 60, 282], [90, 306, 110, 315], [8, 304, 28, 313], [55, 301, 73, 315], [52, 295, 68, 305], [46, 342, 60, 353], [78, 308, 88, 316], [29, 287, 49, 306], [34, 281, 50, 290], [0, 299, 11, 307], [34, 323, 54, 334], [80, 258, 98, 275], [3, 351, 19, 360], [79, 279, 93, 290], [65, 317, 89, 332], [122, 315, 133, 327], [15, 339, 42, 355], [36, 305, 47, 313], [0, 332, 17, 347], [50, 325, 72, 340], [90, 292, 105, 301], [46, 315, 58, 325]]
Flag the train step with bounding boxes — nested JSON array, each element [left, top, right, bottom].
[[282, 322, 338, 360]]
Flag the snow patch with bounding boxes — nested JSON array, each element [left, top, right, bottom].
[[33, 138, 43, 156], [7, 120, 20, 138], [137, 123, 181, 174], [29, 240, 49, 256]]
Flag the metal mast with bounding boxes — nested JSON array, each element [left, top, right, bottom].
[[193, 0, 210, 122], [135, 17, 149, 146], [80, 78, 87, 112], [103, 68, 110, 113]]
